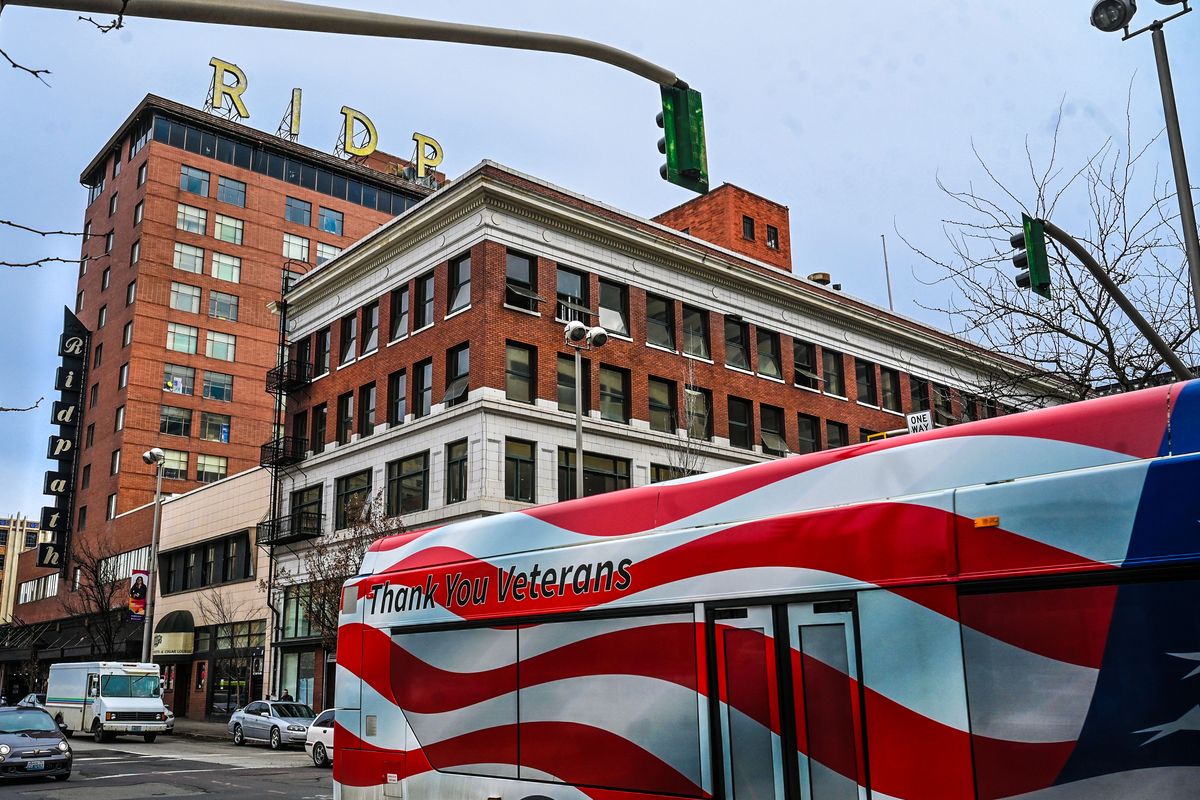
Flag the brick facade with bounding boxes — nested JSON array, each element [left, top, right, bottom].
[[653, 183, 792, 272]]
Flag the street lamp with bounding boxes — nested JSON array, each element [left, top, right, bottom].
[[563, 321, 608, 499], [139, 447, 165, 664], [1091, 0, 1200, 330]]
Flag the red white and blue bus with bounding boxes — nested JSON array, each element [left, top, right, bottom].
[[333, 381, 1200, 800]]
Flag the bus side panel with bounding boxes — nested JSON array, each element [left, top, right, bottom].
[[858, 586, 975, 800]]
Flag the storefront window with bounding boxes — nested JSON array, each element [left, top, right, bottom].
[[280, 651, 316, 707]]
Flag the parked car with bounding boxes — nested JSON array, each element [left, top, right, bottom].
[[228, 701, 315, 750], [163, 705, 175, 734], [304, 709, 336, 767], [0, 706, 72, 782], [16, 694, 48, 712]]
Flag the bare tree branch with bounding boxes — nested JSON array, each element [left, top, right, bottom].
[[0, 256, 85, 268], [0, 396, 42, 412], [78, 0, 129, 33], [0, 45, 50, 85], [1, 219, 86, 237]]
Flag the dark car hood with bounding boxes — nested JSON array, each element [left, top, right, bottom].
[[0, 730, 63, 746]]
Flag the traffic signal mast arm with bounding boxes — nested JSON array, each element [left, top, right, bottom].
[[1040, 218, 1193, 381], [8, 0, 687, 87]]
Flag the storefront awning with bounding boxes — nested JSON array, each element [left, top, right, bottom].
[[153, 610, 196, 659]]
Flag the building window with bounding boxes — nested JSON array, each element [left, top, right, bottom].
[[166, 322, 198, 354], [217, 176, 246, 206], [118, 363, 128, 388], [90, 382, 99, 407], [212, 252, 241, 283], [339, 313, 357, 364], [413, 358, 433, 418], [387, 369, 407, 426], [200, 412, 231, 443], [213, 214, 243, 245], [766, 225, 780, 249], [645, 294, 675, 350], [133, 199, 145, 225], [310, 404, 327, 455], [724, 318, 751, 370], [961, 393, 980, 422], [684, 385, 712, 440], [196, 454, 227, 483], [448, 254, 471, 313], [386, 453, 428, 516], [314, 327, 331, 376], [130, 239, 140, 264], [823, 349, 846, 397], [913, 378, 931, 412], [444, 343, 470, 407], [793, 340, 819, 390], [206, 331, 236, 362], [316, 242, 341, 265], [126, 280, 136, 306], [173, 242, 204, 273], [96, 305, 107, 330], [505, 343, 535, 404], [648, 377, 677, 433], [557, 449, 630, 501], [202, 371, 233, 401], [742, 215, 755, 240], [122, 320, 133, 346], [337, 392, 354, 444], [102, 267, 111, 291], [285, 197, 312, 226], [137, 161, 147, 186], [445, 440, 468, 504], [114, 405, 125, 431], [826, 421, 849, 449], [105, 493, 117, 520], [209, 290, 239, 321], [318, 206, 343, 235], [110, 449, 121, 475], [797, 414, 820, 453], [85, 423, 94, 448], [361, 301, 380, 354], [504, 439, 536, 503], [761, 404, 789, 456], [76, 289, 84, 312], [855, 359, 878, 405], [881, 368, 902, 412], [108, 192, 118, 217], [556, 267, 589, 322], [757, 329, 782, 379], [92, 342, 103, 368], [414, 272, 435, 330], [599, 365, 630, 423], [933, 384, 955, 425], [283, 232, 310, 261], [357, 383, 376, 437], [389, 286, 409, 340], [104, 231, 114, 253], [164, 364, 195, 395], [168, 281, 201, 313], [180, 165, 210, 196], [728, 396, 753, 449], [556, 353, 591, 414], [598, 279, 629, 337], [505, 250, 539, 311], [682, 305, 710, 359], [177, 203, 206, 234], [159, 405, 192, 437]]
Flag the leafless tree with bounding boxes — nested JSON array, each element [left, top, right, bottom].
[[904, 93, 1199, 404], [664, 358, 708, 479], [59, 534, 137, 659], [267, 492, 401, 654], [196, 589, 260, 702]]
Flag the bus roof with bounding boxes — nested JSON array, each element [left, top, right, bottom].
[[361, 380, 1200, 578]]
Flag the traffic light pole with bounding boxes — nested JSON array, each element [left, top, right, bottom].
[[7, 0, 688, 87], [1041, 219, 1193, 381]]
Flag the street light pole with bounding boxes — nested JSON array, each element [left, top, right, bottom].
[[574, 347, 584, 500], [140, 452, 165, 664], [1148, 24, 1200, 328]]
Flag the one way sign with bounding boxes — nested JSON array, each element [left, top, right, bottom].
[[906, 410, 933, 434]]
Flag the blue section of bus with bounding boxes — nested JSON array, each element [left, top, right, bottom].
[[1055, 577, 1200, 786], [1124, 454, 1200, 566], [1167, 380, 1200, 457]]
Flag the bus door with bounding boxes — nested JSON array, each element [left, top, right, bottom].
[[711, 601, 866, 800]]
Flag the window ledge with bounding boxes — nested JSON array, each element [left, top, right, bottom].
[[606, 332, 634, 343], [502, 304, 541, 318], [881, 407, 906, 417], [444, 305, 472, 321], [647, 343, 678, 355], [387, 335, 409, 347], [857, 401, 880, 410], [824, 392, 849, 401], [683, 353, 714, 365], [411, 323, 435, 336], [359, 348, 378, 360], [336, 358, 357, 370], [796, 383, 821, 394], [724, 364, 755, 376], [758, 374, 786, 384]]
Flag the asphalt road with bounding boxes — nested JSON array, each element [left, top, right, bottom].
[[0, 733, 332, 799]]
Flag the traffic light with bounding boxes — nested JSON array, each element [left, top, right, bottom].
[[1011, 213, 1051, 299], [657, 85, 709, 194]]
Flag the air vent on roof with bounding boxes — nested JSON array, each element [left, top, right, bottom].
[[808, 272, 831, 286]]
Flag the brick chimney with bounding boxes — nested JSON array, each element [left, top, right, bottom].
[[653, 184, 791, 271]]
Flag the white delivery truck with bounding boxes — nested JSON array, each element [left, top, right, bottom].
[[46, 662, 169, 743]]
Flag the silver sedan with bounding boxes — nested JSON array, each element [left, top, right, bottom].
[[228, 701, 315, 750]]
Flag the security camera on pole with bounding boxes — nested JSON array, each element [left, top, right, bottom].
[[140, 447, 165, 664], [564, 321, 608, 499]]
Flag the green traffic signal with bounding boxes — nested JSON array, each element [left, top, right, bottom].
[[1011, 213, 1051, 299], [657, 85, 709, 194]]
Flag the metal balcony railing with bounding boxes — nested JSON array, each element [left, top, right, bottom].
[[265, 360, 313, 394], [257, 511, 325, 546], [259, 436, 307, 468]]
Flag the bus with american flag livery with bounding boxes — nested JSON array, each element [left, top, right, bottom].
[[333, 380, 1200, 800]]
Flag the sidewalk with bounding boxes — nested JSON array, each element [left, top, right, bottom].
[[172, 716, 231, 742]]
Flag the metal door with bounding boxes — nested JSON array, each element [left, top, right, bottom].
[[786, 602, 866, 800], [712, 606, 786, 800]]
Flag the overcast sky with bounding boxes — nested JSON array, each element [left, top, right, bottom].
[[0, 0, 1196, 514]]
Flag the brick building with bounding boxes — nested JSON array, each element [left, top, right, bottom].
[[4, 95, 434, 668], [267, 163, 1055, 708]]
